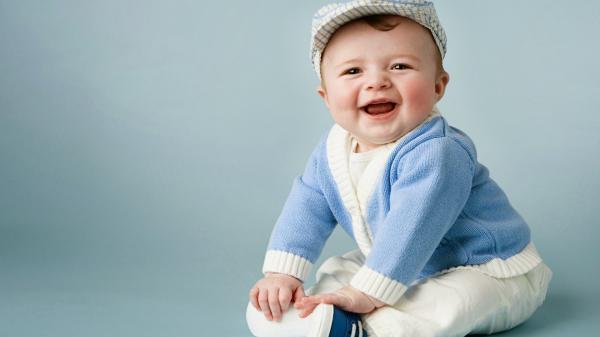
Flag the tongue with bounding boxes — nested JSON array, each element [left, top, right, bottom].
[[365, 103, 395, 114]]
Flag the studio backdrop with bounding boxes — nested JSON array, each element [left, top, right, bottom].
[[0, 1, 599, 336]]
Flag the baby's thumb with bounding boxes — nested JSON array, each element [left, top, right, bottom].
[[293, 286, 305, 302]]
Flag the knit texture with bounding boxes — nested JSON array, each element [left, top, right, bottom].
[[263, 116, 542, 305]]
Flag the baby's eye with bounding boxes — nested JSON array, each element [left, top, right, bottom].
[[391, 63, 410, 70], [343, 67, 361, 75]]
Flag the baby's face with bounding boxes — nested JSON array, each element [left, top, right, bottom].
[[318, 16, 449, 152]]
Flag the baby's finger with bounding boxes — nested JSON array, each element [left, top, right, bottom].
[[293, 286, 305, 303], [300, 295, 326, 305], [258, 289, 273, 321], [268, 287, 283, 321], [249, 287, 260, 311], [318, 293, 352, 310], [279, 287, 293, 312], [320, 293, 341, 305], [298, 302, 320, 318]]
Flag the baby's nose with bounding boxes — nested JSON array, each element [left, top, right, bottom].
[[366, 73, 391, 90]]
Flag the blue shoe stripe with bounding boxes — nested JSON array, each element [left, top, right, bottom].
[[329, 306, 367, 337]]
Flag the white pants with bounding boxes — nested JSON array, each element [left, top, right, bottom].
[[248, 249, 552, 337]]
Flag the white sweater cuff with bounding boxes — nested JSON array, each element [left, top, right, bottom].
[[262, 250, 312, 281], [350, 266, 408, 305]]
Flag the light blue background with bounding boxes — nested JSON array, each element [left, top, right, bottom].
[[1, 1, 599, 336]]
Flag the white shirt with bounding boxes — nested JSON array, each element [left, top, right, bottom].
[[348, 137, 386, 188]]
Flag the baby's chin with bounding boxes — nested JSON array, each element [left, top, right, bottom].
[[360, 116, 433, 146]]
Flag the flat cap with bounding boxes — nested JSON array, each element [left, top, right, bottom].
[[311, 0, 446, 79]]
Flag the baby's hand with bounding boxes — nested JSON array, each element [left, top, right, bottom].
[[294, 285, 385, 318], [249, 272, 305, 322]]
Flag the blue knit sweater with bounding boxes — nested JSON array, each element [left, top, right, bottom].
[[263, 115, 542, 305]]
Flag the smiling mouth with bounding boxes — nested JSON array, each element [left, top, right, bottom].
[[362, 102, 397, 115]]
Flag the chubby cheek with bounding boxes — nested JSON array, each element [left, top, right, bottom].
[[330, 85, 359, 111], [401, 77, 437, 112], [327, 85, 360, 124]]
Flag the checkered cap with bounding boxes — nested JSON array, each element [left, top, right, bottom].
[[311, 0, 446, 79]]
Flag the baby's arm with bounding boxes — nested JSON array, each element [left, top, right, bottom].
[[249, 272, 305, 321], [252, 139, 337, 320], [294, 285, 385, 317], [253, 140, 335, 320]]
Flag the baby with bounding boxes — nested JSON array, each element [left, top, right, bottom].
[[246, 1, 552, 337]]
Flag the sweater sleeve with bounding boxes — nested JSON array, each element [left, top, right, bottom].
[[262, 143, 337, 282], [350, 137, 475, 305]]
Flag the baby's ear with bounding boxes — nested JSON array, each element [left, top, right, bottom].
[[435, 72, 450, 102], [317, 84, 330, 109]]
